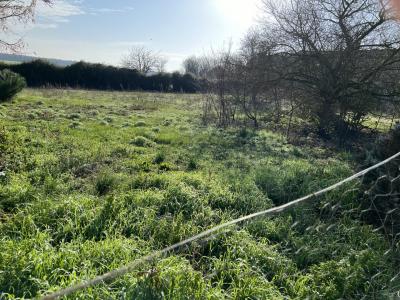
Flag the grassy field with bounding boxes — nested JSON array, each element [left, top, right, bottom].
[[0, 89, 398, 299]]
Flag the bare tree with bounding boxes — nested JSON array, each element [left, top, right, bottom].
[[261, 0, 400, 137], [237, 30, 282, 128], [199, 44, 244, 127], [0, 0, 52, 51], [197, 36, 282, 128], [183, 56, 201, 77], [183, 55, 215, 79], [121, 46, 166, 74], [155, 55, 168, 73]]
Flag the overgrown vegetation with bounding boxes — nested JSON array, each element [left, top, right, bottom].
[[0, 89, 398, 299], [184, 0, 400, 143]]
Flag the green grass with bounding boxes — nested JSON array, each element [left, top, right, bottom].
[[0, 89, 397, 299], [363, 115, 396, 133]]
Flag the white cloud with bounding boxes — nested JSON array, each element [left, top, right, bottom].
[[88, 6, 135, 16], [37, 0, 84, 19], [18, 2, 134, 30], [0, 0, 83, 33], [33, 0, 84, 28], [34, 23, 58, 29]]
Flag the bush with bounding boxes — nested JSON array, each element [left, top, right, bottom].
[[361, 127, 400, 239], [130, 136, 154, 147], [376, 124, 400, 159], [153, 151, 166, 164], [159, 162, 174, 171], [187, 157, 198, 171], [134, 121, 147, 127], [68, 113, 81, 120], [0, 69, 26, 102]]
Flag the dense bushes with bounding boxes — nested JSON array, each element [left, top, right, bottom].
[[0, 60, 199, 93], [0, 69, 26, 102], [361, 125, 400, 240]]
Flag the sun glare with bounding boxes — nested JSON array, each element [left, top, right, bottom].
[[213, 0, 260, 29]]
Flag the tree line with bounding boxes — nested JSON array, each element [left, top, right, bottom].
[[0, 60, 199, 93], [183, 0, 400, 141]]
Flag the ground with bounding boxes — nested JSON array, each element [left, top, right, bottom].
[[0, 89, 397, 299]]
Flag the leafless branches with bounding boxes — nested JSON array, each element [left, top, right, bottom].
[[194, 0, 400, 141], [262, 0, 400, 136], [121, 46, 168, 74], [0, 0, 52, 51]]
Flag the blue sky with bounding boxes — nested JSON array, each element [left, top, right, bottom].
[[18, 0, 262, 71]]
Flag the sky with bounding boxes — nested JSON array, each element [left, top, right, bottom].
[[12, 0, 263, 71]]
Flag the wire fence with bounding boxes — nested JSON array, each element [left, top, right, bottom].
[[40, 151, 400, 300]]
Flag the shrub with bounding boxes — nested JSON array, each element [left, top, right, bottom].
[[134, 121, 147, 127], [159, 162, 173, 171], [153, 151, 166, 164], [376, 124, 400, 159], [68, 113, 81, 120], [130, 136, 154, 147], [361, 128, 400, 239], [0, 69, 26, 103], [187, 157, 198, 171]]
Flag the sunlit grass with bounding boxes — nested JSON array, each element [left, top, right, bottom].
[[0, 89, 396, 299]]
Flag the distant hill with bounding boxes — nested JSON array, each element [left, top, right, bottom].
[[0, 53, 76, 67]]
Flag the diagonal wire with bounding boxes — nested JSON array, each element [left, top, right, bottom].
[[40, 152, 400, 300]]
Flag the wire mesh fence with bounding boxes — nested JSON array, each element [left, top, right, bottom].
[[40, 153, 400, 300]]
